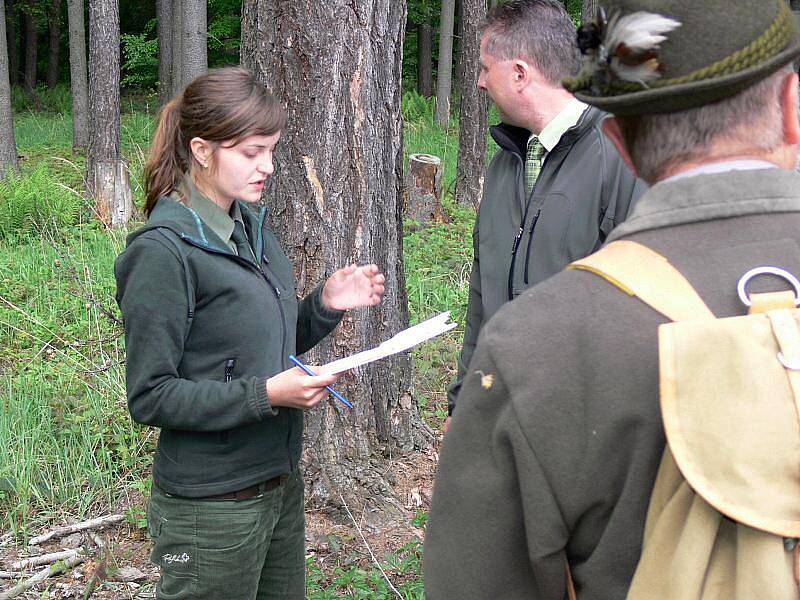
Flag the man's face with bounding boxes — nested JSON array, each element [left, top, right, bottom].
[[477, 35, 520, 124]]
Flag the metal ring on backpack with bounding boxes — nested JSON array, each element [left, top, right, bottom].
[[737, 266, 800, 307]]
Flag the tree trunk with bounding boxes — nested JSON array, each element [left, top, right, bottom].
[[22, 9, 35, 98], [156, 0, 172, 106], [180, 0, 206, 86], [0, 0, 19, 176], [5, 0, 16, 86], [435, 0, 456, 127], [405, 154, 447, 223], [170, 0, 182, 94], [581, 0, 597, 22], [67, 0, 88, 148], [792, 0, 800, 11], [241, 0, 430, 509], [417, 10, 433, 97], [88, 0, 131, 228], [46, 0, 61, 88], [455, 0, 488, 207]]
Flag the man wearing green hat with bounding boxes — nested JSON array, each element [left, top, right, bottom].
[[425, 0, 800, 598]]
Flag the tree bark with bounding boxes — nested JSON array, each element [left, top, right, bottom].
[[67, 0, 88, 148], [22, 9, 35, 98], [170, 0, 182, 94], [180, 0, 206, 86], [581, 0, 597, 22], [435, 0, 456, 127], [156, 0, 172, 106], [455, 0, 488, 207], [417, 9, 433, 97], [242, 0, 430, 508], [46, 0, 61, 88], [88, 0, 131, 228], [5, 0, 16, 86], [0, 0, 19, 176], [792, 0, 800, 11]]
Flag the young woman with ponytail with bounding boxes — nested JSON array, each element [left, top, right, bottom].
[[114, 67, 385, 599]]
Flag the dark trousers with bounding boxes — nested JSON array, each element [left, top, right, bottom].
[[147, 471, 305, 599]]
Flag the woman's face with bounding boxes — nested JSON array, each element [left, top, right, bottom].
[[202, 131, 281, 208]]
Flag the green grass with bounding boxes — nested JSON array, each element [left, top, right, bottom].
[[0, 227, 152, 538]]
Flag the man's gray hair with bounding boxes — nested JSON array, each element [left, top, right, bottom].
[[482, 0, 580, 86], [616, 66, 794, 183]]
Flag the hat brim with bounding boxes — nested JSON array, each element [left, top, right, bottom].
[[576, 38, 800, 116]]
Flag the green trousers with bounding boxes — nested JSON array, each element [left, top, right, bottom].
[[147, 471, 305, 600]]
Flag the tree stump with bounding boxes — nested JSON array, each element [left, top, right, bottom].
[[91, 160, 132, 228], [405, 153, 448, 224]]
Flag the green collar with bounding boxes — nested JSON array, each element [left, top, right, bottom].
[[178, 177, 244, 253]]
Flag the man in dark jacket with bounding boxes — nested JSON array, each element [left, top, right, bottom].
[[446, 0, 645, 423], [426, 0, 800, 597]]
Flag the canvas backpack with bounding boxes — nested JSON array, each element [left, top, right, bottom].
[[569, 240, 800, 600]]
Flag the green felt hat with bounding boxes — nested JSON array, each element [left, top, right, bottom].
[[564, 0, 800, 115]]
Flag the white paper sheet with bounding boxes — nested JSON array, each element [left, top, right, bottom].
[[321, 311, 457, 375]]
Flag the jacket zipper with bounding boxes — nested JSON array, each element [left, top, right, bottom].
[[508, 146, 550, 299], [179, 234, 294, 471], [523, 210, 542, 286], [258, 262, 295, 472], [179, 235, 289, 360]]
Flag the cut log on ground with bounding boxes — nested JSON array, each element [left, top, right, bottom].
[[11, 549, 81, 571], [0, 555, 85, 600], [28, 514, 123, 546], [404, 154, 448, 224]]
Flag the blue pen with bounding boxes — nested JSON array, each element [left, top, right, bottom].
[[288, 354, 353, 409]]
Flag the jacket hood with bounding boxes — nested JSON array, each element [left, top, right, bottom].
[[490, 106, 605, 158], [127, 196, 267, 261]]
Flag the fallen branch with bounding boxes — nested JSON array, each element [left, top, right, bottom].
[[28, 514, 123, 547], [0, 572, 29, 580], [11, 549, 81, 571], [339, 494, 403, 600], [0, 555, 85, 599]]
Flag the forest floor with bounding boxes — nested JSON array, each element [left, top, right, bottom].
[[0, 439, 443, 599]]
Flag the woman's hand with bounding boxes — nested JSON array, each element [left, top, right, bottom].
[[322, 264, 385, 311], [266, 367, 341, 410]]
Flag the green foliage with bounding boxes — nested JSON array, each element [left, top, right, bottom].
[[11, 84, 73, 114], [208, 0, 242, 66], [402, 91, 437, 125], [0, 164, 83, 242], [121, 24, 159, 89], [306, 536, 425, 599]]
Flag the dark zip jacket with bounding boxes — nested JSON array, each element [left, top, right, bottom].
[[114, 196, 343, 497], [448, 107, 646, 413]]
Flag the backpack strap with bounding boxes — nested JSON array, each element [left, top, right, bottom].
[[567, 240, 715, 322]]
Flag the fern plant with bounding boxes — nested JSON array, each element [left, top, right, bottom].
[[0, 164, 83, 242]]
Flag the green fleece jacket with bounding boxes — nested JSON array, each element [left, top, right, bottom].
[[115, 196, 342, 497], [425, 168, 800, 599]]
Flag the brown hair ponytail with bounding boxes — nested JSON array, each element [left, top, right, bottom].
[[142, 67, 287, 217], [143, 97, 188, 215]]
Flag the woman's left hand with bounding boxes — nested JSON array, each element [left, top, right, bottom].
[[322, 264, 385, 311]]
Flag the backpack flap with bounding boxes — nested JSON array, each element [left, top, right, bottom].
[[659, 309, 800, 539]]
